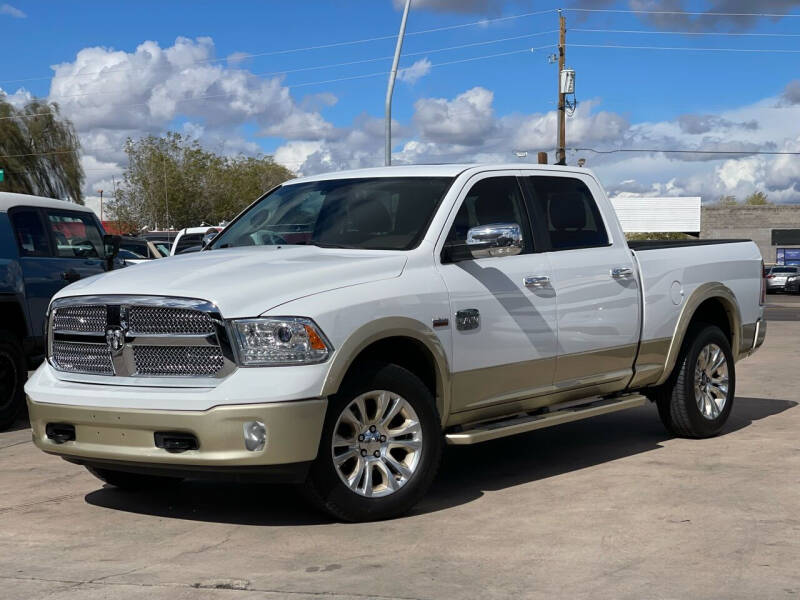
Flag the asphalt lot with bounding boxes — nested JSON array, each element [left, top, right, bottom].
[[1, 297, 799, 599]]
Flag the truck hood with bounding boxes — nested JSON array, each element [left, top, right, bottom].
[[56, 246, 408, 317]]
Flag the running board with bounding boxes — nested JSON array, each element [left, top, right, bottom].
[[444, 394, 648, 445]]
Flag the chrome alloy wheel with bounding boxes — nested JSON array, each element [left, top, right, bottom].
[[331, 390, 423, 498], [694, 343, 729, 420]]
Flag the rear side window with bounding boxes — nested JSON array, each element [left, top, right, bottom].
[[46, 211, 104, 258], [10, 209, 51, 257], [525, 176, 609, 251], [176, 234, 204, 254]]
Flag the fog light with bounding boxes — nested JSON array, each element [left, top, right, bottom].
[[243, 421, 267, 451]]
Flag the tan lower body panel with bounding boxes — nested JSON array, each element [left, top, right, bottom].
[[28, 398, 327, 467]]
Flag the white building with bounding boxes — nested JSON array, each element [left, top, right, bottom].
[[610, 197, 701, 234]]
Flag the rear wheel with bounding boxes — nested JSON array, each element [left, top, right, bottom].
[[0, 332, 26, 432], [85, 466, 183, 490], [656, 324, 735, 438], [305, 362, 442, 522]]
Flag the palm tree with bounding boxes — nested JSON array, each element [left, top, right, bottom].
[[0, 97, 84, 203]]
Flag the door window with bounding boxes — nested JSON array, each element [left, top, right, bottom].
[[445, 176, 534, 254], [46, 211, 104, 258], [10, 209, 51, 257], [525, 176, 609, 250]]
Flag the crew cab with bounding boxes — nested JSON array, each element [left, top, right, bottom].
[[0, 193, 119, 429], [25, 165, 766, 521]]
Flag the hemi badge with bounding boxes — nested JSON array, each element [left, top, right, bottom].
[[432, 318, 449, 328]]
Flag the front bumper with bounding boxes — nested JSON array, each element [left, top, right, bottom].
[[28, 397, 328, 473]]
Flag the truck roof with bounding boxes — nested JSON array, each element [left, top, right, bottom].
[[288, 163, 593, 185], [0, 192, 95, 214]]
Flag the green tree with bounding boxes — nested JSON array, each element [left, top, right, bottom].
[[0, 97, 84, 203], [744, 191, 769, 205], [112, 132, 294, 230]]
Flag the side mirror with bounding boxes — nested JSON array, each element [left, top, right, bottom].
[[103, 234, 121, 270], [465, 223, 523, 259]]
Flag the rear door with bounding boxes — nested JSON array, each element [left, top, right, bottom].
[[44, 209, 106, 285], [522, 173, 640, 392], [436, 172, 558, 413]]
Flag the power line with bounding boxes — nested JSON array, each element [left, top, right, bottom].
[[570, 43, 800, 54], [33, 29, 559, 104], [566, 8, 800, 18], [572, 27, 800, 38], [573, 147, 800, 156], [0, 43, 557, 124], [0, 9, 557, 86]]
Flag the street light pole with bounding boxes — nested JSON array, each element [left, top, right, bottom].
[[385, 0, 411, 166], [97, 189, 103, 221]]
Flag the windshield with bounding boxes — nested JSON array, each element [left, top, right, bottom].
[[771, 267, 798, 274], [210, 177, 454, 251]]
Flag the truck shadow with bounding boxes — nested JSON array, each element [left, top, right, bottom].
[[83, 396, 796, 526]]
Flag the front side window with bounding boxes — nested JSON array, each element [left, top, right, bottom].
[[120, 240, 148, 257], [46, 211, 103, 258], [210, 177, 454, 251], [525, 176, 609, 251], [10, 209, 50, 257], [444, 176, 533, 254]]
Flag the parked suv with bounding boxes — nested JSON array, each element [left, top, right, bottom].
[[0, 192, 119, 429]]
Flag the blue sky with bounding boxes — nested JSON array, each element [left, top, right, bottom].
[[2, 0, 800, 204]]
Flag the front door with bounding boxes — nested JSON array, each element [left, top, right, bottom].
[[437, 172, 558, 414], [523, 173, 640, 392], [44, 209, 107, 285]]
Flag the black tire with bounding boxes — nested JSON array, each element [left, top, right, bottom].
[[85, 466, 183, 490], [304, 361, 442, 522], [656, 324, 735, 438], [0, 331, 26, 432]]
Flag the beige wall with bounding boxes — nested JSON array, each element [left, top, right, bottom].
[[701, 205, 800, 264]]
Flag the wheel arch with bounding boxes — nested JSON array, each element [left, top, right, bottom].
[[321, 317, 451, 424], [655, 282, 742, 387]]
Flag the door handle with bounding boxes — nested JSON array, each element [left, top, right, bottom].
[[611, 267, 634, 279], [524, 275, 550, 288], [62, 270, 81, 283]]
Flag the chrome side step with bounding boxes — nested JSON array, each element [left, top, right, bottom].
[[444, 394, 648, 445]]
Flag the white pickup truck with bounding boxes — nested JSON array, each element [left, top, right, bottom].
[[26, 164, 767, 521]]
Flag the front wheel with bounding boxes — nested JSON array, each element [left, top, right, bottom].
[[656, 324, 735, 438], [305, 362, 442, 522]]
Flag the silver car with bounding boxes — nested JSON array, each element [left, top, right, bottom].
[[766, 266, 800, 293]]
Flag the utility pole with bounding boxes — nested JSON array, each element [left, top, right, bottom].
[[97, 189, 104, 221], [385, 0, 411, 166], [162, 156, 170, 231], [556, 10, 567, 165]]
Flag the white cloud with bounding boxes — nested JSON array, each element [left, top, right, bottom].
[[397, 58, 432, 84], [0, 86, 33, 107], [414, 86, 496, 145], [0, 3, 25, 18]]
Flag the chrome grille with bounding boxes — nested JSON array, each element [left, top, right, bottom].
[[133, 346, 224, 376], [53, 305, 107, 333], [48, 296, 235, 381], [51, 342, 113, 375], [128, 306, 214, 335]]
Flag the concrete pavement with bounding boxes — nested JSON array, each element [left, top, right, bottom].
[[1, 297, 798, 599]]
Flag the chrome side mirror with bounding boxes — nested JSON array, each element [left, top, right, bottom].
[[466, 223, 523, 259]]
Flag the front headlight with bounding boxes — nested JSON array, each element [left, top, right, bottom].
[[231, 317, 332, 366]]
